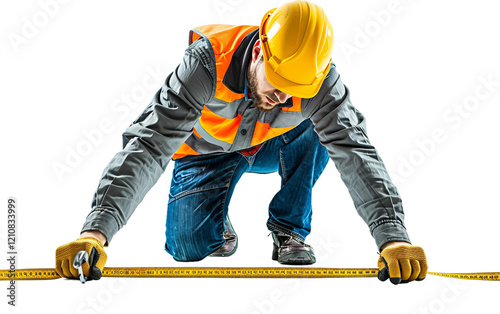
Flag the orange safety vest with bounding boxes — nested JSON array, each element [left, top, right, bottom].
[[172, 24, 303, 159]]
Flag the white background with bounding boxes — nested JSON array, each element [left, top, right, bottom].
[[1, 0, 500, 313]]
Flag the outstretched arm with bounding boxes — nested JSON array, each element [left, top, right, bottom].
[[303, 64, 427, 284]]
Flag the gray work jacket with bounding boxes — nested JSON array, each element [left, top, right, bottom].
[[82, 28, 411, 251]]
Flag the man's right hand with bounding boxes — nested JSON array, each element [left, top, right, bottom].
[[55, 233, 107, 281]]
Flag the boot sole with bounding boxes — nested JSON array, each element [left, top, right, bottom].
[[272, 243, 316, 265]]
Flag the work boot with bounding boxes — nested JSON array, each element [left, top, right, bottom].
[[271, 232, 316, 265], [210, 215, 238, 257]]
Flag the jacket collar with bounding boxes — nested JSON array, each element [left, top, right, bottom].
[[222, 29, 293, 107], [222, 29, 259, 95]]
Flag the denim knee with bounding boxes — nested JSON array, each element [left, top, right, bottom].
[[165, 230, 225, 262]]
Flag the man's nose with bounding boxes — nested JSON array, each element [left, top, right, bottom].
[[274, 90, 292, 103]]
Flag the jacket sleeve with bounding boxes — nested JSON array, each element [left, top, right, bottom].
[[303, 64, 411, 251], [81, 41, 214, 244]]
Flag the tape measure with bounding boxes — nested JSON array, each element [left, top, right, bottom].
[[1, 267, 499, 281]]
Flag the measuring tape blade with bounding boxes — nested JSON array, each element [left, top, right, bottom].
[[103, 267, 379, 278], [0, 269, 60, 280], [0, 267, 378, 280], [1, 267, 499, 281], [427, 271, 500, 281]]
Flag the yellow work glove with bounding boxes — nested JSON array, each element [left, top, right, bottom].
[[55, 237, 107, 281], [377, 244, 428, 284]]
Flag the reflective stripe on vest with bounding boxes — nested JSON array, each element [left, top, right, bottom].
[[173, 24, 303, 159]]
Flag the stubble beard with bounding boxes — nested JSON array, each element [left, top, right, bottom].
[[247, 64, 276, 113]]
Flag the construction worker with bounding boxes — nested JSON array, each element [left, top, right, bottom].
[[55, 0, 427, 285]]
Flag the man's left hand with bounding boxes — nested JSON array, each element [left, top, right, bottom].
[[377, 242, 427, 284]]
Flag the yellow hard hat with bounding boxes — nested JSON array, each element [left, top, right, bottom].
[[259, 0, 334, 98]]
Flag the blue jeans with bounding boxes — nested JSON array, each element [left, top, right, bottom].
[[165, 119, 329, 261]]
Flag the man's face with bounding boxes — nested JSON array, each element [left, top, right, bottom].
[[247, 55, 292, 113]]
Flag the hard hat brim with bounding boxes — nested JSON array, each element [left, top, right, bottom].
[[263, 60, 331, 99]]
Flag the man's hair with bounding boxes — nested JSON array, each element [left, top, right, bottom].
[[257, 52, 264, 65]]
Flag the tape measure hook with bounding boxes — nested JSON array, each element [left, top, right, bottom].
[[73, 251, 88, 284]]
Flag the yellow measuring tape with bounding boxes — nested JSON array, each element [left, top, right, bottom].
[[0, 267, 499, 281]]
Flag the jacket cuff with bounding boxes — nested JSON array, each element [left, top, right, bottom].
[[371, 220, 411, 252], [81, 207, 120, 246]]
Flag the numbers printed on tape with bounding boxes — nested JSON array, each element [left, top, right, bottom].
[[1, 267, 499, 280]]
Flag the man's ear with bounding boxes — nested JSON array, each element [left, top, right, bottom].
[[252, 39, 262, 62]]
